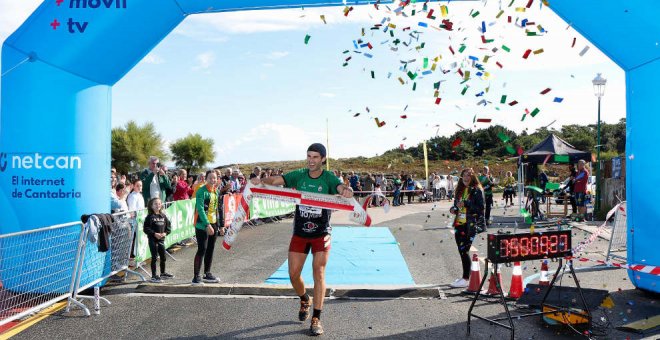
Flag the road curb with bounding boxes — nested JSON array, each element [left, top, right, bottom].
[[135, 284, 444, 299]]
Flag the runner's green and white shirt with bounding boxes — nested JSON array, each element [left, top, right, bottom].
[[283, 168, 342, 238]]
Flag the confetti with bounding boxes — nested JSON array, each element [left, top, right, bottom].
[[477, 118, 492, 123], [400, 115, 408, 119], [579, 46, 590, 56], [320, 15, 326, 24], [374, 118, 386, 127], [522, 49, 532, 59], [506, 145, 516, 155], [353, 113, 360, 117], [530, 108, 540, 117], [500, 95, 507, 103], [304, 34, 311, 44], [451, 137, 462, 148], [553, 97, 564, 103], [497, 132, 510, 143], [509, 100, 518, 106], [540, 88, 551, 95], [440, 5, 448, 17]]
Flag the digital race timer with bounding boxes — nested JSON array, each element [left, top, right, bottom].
[[487, 229, 572, 264]]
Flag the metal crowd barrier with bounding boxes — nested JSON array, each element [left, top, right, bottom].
[[606, 201, 627, 263], [67, 211, 145, 316], [0, 222, 84, 327]]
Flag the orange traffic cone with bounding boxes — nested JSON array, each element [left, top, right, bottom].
[[464, 254, 482, 294], [484, 263, 505, 296], [508, 261, 524, 299], [539, 260, 550, 286]]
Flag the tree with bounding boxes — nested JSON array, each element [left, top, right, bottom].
[[111, 121, 168, 174], [170, 133, 215, 173]]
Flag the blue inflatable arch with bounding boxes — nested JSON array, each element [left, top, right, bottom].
[[1, 1, 658, 292]]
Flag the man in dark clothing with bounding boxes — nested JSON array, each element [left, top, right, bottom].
[[479, 166, 494, 226], [539, 169, 549, 203]]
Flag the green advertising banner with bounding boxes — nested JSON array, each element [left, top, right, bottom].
[[248, 197, 295, 219], [134, 199, 196, 263]]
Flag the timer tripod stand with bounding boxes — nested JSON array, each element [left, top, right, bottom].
[[466, 257, 591, 340]]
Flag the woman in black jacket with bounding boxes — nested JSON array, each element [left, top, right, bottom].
[[448, 168, 485, 288], [143, 197, 173, 283]]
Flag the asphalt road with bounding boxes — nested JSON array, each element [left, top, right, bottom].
[[11, 200, 659, 339]]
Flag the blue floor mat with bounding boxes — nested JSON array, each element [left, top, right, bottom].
[[265, 227, 414, 285]]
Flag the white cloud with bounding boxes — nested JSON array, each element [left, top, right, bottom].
[[215, 123, 315, 163], [0, 0, 41, 42], [193, 52, 215, 70], [175, 6, 374, 38], [141, 53, 165, 65], [267, 51, 290, 59]]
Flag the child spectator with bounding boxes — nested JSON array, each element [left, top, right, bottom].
[[143, 197, 174, 283]]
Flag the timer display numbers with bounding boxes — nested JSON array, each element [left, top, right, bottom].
[[487, 229, 572, 263]]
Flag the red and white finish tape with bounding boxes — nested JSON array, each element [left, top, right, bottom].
[[569, 257, 660, 276], [222, 183, 380, 250], [571, 202, 625, 254]]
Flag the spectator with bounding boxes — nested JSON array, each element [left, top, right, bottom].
[[192, 173, 206, 198], [447, 174, 455, 200], [574, 160, 590, 220], [432, 174, 441, 201], [448, 168, 485, 288], [127, 179, 145, 211], [565, 164, 578, 214], [192, 170, 222, 285], [110, 174, 122, 212], [393, 175, 403, 206], [374, 183, 383, 207], [167, 174, 178, 202], [363, 173, 375, 207], [143, 197, 173, 283], [479, 166, 494, 226], [173, 169, 193, 201], [539, 169, 549, 203], [405, 175, 415, 204], [250, 166, 262, 180], [140, 156, 172, 203], [502, 171, 516, 206], [114, 183, 129, 212], [349, 171, 360, 193]]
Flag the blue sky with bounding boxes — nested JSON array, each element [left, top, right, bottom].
[[1, 1, 626, 166]]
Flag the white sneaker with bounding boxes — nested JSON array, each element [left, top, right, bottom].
[[450, 278, 469, 288]]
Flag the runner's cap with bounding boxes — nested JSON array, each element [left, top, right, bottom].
[[307, 143, 327, 158]]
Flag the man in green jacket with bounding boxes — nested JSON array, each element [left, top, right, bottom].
[[140, 156, 172, 203]]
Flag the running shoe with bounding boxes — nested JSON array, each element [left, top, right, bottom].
[[161, 272, 175, 279], [192, 276, 204, 286], [203, 273, 220, 283], [150, 276, 162, 283], [310, 317, 324, 336], [450, 278, 468, 288], [299, 298, 312, 321]]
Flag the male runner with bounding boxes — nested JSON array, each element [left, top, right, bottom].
[[252, 143, 354, 336]]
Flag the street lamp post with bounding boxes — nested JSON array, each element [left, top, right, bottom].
[[592, 73, 607, 213]]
